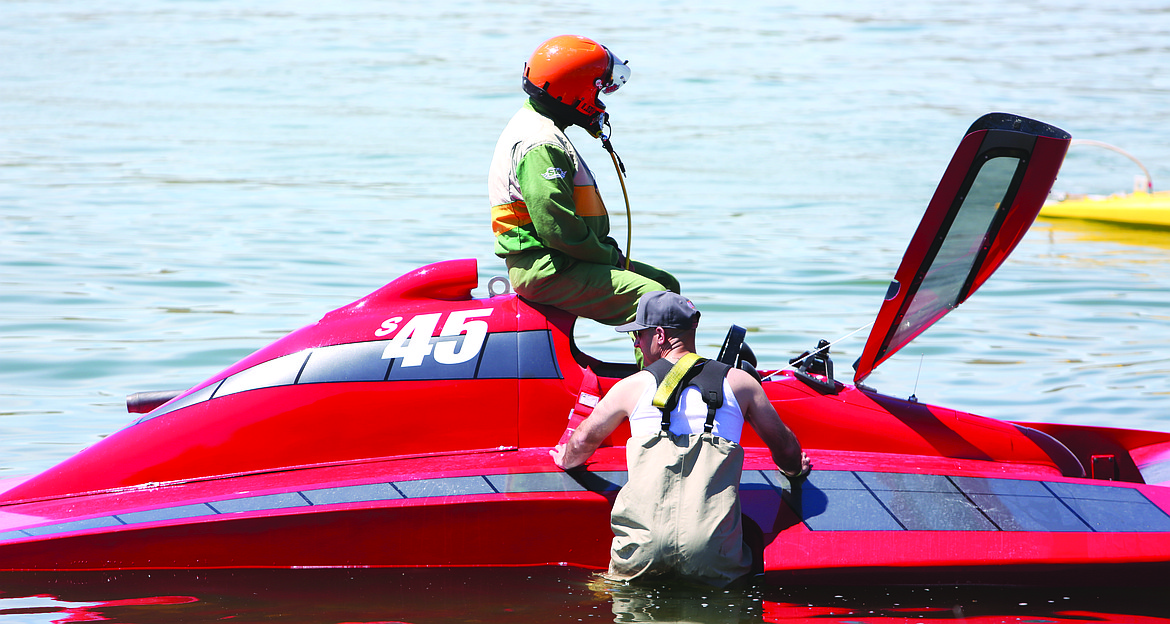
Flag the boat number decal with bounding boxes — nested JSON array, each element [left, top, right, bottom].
[[376, 309, 493, 367]]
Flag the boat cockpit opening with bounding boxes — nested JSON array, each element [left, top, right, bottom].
[[568, 316, 640, 379], [569, 316, 763, 381]]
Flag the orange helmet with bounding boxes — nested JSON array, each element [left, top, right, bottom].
[[522, 35, 630, 136]]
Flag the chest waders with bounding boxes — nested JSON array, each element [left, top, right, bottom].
[[606, 355, 753, 587]]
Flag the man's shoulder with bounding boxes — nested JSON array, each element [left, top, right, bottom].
[[585, 370, 653, 422], [499, 107, 573, 157], [505, 105, 566, 139], [614, 369, 655, 389], [724, 366, 755, 383], [725, 366, 766, 398], [608, 370, 655, 401]]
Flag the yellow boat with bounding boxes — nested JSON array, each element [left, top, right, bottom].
[[1039, 139, 1170, 228], [1041, 190, 1170, 228]]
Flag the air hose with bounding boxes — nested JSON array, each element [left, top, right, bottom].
[[1068, 139, 1153, 192], [599, 124, 632, 270]]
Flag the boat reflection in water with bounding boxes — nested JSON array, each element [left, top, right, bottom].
[[2, 568, 1170, 623]]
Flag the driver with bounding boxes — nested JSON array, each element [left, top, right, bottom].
[[488, 35, 679, 326]]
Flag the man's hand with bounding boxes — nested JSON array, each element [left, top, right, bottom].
[[783, 452, 813, 480], [549, 443, 569, 470]]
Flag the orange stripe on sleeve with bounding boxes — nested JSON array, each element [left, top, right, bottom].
[[573, 186, 608, 217], [492, 201, 532, 235]]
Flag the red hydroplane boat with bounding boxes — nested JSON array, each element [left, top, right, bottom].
[[2, 113, 1169, 585]]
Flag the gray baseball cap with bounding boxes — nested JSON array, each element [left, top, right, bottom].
[[615, 291, 700, 332]]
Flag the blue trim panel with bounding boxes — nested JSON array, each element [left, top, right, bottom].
[[796, 470, 1170, 532], [4, 471, 1169, 541], [135, 330, 560, 424]]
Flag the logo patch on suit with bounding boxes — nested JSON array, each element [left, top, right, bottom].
[[541, 167, 567, 180]]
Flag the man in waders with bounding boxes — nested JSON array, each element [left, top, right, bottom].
[[488, 35, 679, 326], [550, 291, 811, 587]]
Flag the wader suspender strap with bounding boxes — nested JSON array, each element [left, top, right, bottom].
[[645, 355, 732, 433], [648, 353, 702, 432], [691, 360, 731, 433]]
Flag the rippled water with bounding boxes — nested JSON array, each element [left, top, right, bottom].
[[3, 0, 1170, 621]]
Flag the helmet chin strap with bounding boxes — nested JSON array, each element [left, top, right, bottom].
[[598, 115, 632, 271]]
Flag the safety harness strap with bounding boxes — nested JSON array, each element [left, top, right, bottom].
[[691, 359, 730, 433], [650, 354, 701, 408], [645, 355, 732, 433]]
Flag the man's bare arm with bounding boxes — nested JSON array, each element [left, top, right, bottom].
[[550, 372, 650, 470], [729, 369, 811, 477]]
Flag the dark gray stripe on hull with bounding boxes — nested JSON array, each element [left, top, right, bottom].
[[5, 469, 1169, 540]]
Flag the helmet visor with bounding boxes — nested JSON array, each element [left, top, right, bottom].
[[601, 51, 630, 95]]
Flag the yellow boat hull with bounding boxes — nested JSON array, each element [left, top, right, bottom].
[[1040, 191, 1170, 228]]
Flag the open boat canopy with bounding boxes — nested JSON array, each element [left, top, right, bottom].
[[853, 113, 1071, 384]]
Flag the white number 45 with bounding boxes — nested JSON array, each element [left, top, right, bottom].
[[378, 309, 493, 367]]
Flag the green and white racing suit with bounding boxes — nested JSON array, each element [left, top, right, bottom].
[[488, 100, 678, 325]]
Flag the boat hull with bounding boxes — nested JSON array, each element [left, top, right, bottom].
[[3, 446, 1170, 584], [1040, 191, 1170, 228]]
